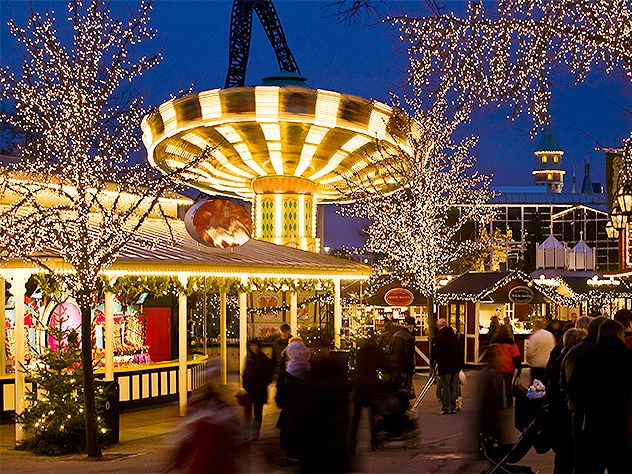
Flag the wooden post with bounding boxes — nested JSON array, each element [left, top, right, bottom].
[[290, 291, 298, 336], [0, 278, 5, 376], [333, 277, 341, 349], [177, 275, 189, 417], [12, 270, 29, 442], [219, 292, 227, 385], [238, 281, 248, 382], [104, 290, 115, 382]]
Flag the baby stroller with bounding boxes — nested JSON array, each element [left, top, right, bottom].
[[480, 382, 550, 474], [370, 371, 435, 450]]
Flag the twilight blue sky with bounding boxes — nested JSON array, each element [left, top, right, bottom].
[[1, 1, 631, 248]]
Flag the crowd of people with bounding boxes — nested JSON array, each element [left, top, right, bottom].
[[169, 310, 631, 473], [483, 310, 632, 474]]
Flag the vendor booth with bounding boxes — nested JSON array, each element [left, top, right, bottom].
[[437, 270, 632, 365], [342, 278, 433, 368]]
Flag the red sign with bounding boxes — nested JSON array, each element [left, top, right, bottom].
[[184, 199, 252, 248], [384, 288, 415, 307]]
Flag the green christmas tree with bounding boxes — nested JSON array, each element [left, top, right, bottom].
[[16, 318, 107, 455]]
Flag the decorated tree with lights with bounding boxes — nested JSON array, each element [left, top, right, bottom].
[[0, 1, 206, 456], [16, 320, 107, 455], [341, 102, 495, 338]]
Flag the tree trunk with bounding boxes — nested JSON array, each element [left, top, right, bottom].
[[426, 293, 436, 357], [79, 290, 101, 458]]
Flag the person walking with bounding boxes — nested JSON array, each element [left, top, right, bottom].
[[526, 319, 556, 383], [567, 320, 632, 473], [241, 339, 273, 441], [431, 318, 461, 415], [487, 325, 521, 409], [388, 316, 416, 399], [349, 337, 389, 453], [272, 323, 292, 379]]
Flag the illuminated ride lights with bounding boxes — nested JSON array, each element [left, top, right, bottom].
[[142, 85, 413, 252]]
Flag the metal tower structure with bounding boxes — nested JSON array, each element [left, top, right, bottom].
[[225, 0, 301, 88]]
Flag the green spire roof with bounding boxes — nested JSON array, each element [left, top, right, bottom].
[[535, 123, 562, 152]]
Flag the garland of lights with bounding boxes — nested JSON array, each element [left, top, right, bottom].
[[247, 293, 333, 315]]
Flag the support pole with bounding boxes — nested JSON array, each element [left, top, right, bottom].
[[12, 270, 29, 442], [177, 275, 189, 417], [219, 292, 227, 385], [333, 277, 341, 349], [238, 278, 248, 382], [290, 291, 298, 336], [104, 290, 115, 382], [0, 278, 5, 376]]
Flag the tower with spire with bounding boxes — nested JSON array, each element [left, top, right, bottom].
[[532, 123, 566, 193]]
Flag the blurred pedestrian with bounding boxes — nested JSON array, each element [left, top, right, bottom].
[[349, 337, 389, 453], [272, 323, 292, 379], [242, 340, 273, 441], [613, 308, 632, 349], [567, 320, 632, 473], [389, 316, 416, 400], [379, 321, 395, 352], [489, 313, 501, 343], [431, 318, 461, 415], [297, 339, 353, 473], [487, 325, 522, 409], [526, 319, 556, 383], [275, 337, 311, 458], [545, 328, 586, 473], [168, 364, 240, 473]]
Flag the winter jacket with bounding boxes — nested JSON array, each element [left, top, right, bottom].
[[431, 326, 461, 375], [242, 350, 273, 404], [354, 339, 389, 405], [389, 327, 416, 375]]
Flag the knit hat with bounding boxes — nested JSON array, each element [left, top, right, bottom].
[[285, 340, 310, 362]]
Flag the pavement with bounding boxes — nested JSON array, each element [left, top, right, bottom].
[[0, 369, 554, 473]]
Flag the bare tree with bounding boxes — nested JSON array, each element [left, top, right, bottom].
[[0, 0, 206, 457], [392, 0, 631, 132]]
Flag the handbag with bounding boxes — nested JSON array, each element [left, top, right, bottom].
[[458, 370, 467, 385], [235, 390, 251, 407]]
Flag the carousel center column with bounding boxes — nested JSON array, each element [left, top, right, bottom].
[[11, 269, 31, 442]]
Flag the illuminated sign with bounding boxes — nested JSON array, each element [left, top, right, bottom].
[[185, 199, 252, 248], [508, 286, 534, 304], [384, 288, 415, 307]]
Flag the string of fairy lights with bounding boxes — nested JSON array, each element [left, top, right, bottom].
[[390, 0, 631, 134], [339, 100, 496, 298]]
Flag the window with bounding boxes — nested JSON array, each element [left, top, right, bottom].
[[542, 156, 548, 163], [547, 173, 553, 180], [553, 156, 559, 163]]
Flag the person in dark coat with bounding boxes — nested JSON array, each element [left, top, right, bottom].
[[544, 327, 586, 474], [272, 323, 292, 379], [431, 318, 461, 414], [275, 337, 311, 458], [566, 319, 632, 474], [242, 340, 273, 440], [349, 337, 389, 453], [389, 316, 416, 397]]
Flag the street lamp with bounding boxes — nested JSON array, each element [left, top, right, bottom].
[[616, 183, 632, 216], [606, 220, 619, 239], [611, 205, 628, 231]]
